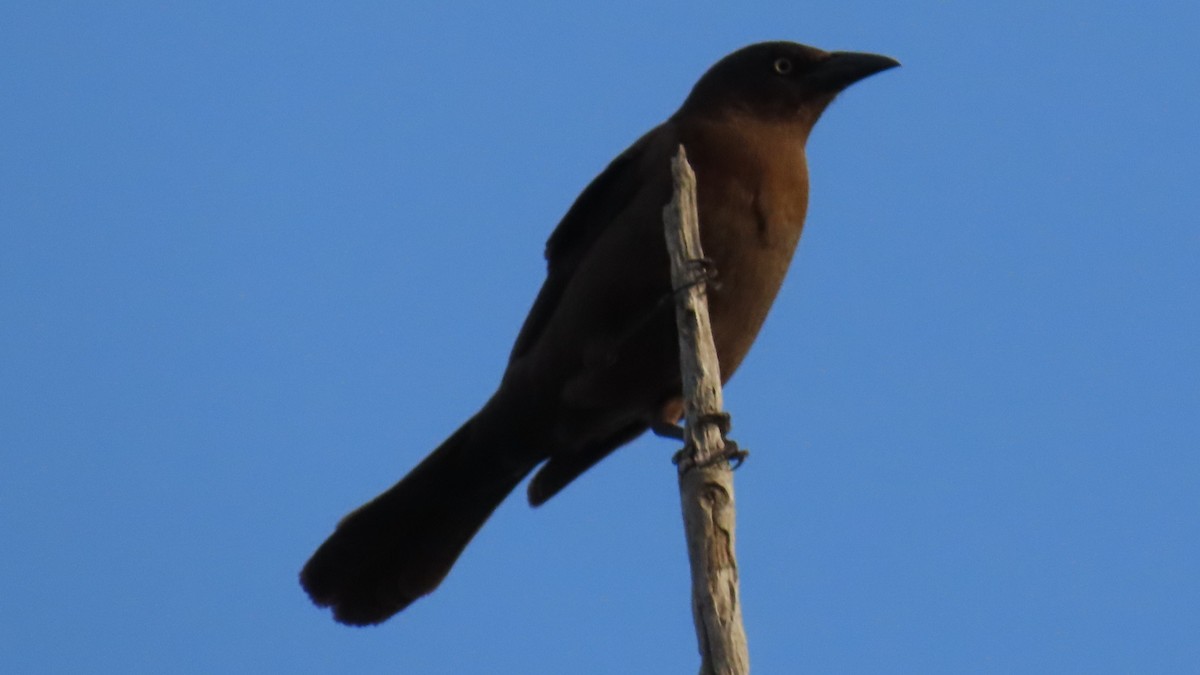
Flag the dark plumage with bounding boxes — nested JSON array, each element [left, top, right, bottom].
[[301, 41, 898, 626]]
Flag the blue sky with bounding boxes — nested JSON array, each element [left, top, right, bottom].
[[3, 2, 1197, 673]]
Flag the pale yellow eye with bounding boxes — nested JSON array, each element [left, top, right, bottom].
[[773, 58, 793, 75]]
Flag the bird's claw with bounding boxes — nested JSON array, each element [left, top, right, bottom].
[[696, 411, 732, 436], [672, 441, 748, 472], [673, 257, 721, 294], [671, 411, 747, 472], [722, 440, 749, 469]]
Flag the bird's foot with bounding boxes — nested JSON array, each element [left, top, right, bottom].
[[653, 411, 728, 442], [673, 257, 721, 293], [672, 440, 748, 472], [671, 411, 748, 472], [697, 411, 732, 436]]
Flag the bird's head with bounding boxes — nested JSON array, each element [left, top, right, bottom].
[[677, 41, 899, 129]]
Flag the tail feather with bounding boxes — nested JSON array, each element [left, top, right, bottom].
[[300, 413, 537, 625]]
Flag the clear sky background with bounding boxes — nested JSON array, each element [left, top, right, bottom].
[[3, 2, 1197, 673]]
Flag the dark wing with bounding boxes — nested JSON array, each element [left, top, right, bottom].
[[526, 420, 647, 506], [508, 126, 666, 362]]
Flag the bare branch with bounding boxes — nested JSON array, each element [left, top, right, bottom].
[[663, 145, 750, 675]]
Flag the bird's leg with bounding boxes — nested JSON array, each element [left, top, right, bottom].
[[651, 419, 685, 440], [670, 412, 749, 470]]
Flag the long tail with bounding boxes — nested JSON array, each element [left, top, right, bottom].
[[299, 406, 539, 625]]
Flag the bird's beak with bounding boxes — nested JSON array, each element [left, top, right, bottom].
[[810, 51, 900, 92]]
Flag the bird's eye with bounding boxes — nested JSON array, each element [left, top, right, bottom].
[[773, 58, 793, 75]]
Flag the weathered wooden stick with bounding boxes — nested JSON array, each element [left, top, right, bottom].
[[662, 145, 750, 675]]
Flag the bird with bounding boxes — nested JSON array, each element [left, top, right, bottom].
[[300, 40, 898, 626]]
